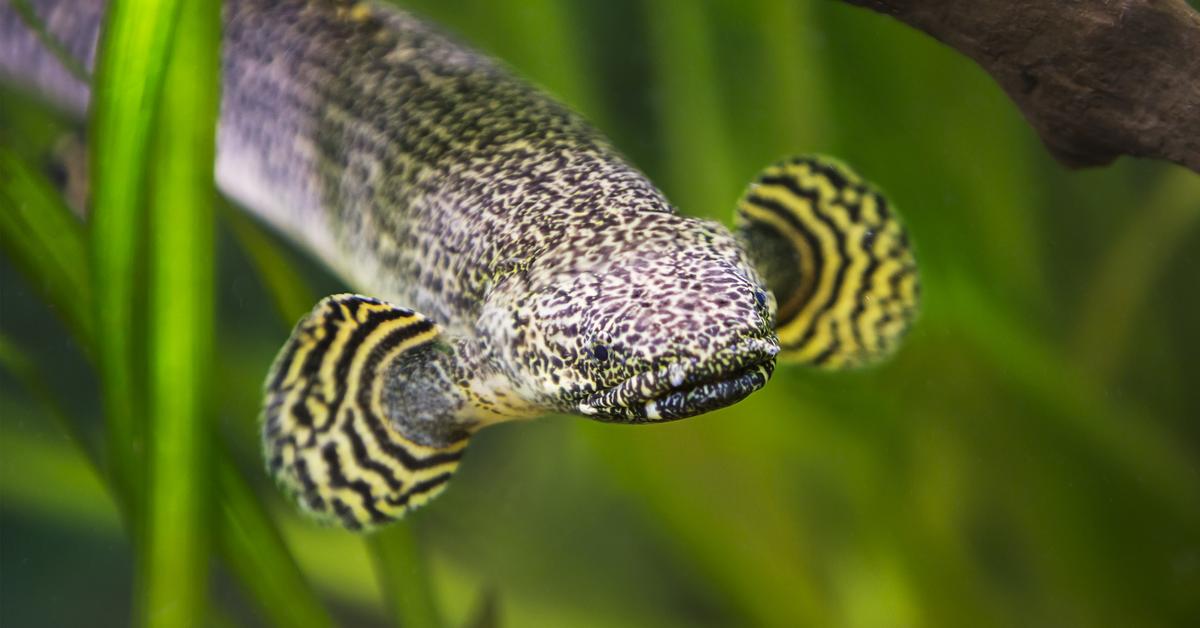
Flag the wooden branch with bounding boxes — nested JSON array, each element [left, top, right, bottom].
[[842, 0, 1200, 173]]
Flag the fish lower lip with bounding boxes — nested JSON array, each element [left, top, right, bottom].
[[577, 338, 778, 422], [640, 360, 775, 421]]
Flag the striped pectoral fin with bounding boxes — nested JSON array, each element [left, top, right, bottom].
[[736, 155, 920, 369], [262, 294, 472, 531]]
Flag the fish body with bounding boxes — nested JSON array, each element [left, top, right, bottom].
[[1, 0, 918, 529]]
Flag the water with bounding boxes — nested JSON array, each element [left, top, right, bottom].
[[1, 1, 1198, 626]]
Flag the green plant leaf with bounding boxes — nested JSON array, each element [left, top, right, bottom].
[[0, 150, 93, 349], [139, 0, 220, 624], [216, 456, 335, 628], [371, 524, 445, 628], [88, 0, 183, 527], [0, 140, 334, 628]]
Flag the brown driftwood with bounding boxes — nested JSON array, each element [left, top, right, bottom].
[[842, 0, 1200, 173]]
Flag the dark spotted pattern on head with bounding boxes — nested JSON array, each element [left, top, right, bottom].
[[481, 212, 780, 420]]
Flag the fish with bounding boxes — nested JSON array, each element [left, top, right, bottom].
[[0, 0, 919, 530]]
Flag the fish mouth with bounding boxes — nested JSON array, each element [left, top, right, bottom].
[[577, 337, 779, 423]]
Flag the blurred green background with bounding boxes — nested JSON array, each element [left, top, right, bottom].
[[2, 0, 1199, 626]]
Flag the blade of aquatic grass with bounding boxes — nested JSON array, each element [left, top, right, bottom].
[[276, 517, 385, 609], [462, 588, 500, 628], [216, 457, 335, 628], [89, 0, 184, 525], [0, 149, 93, 348], [139, 0, 220, 624], [481, 0, 596, 120], [710, 0, 834, 163], [0, 333, 99, 470], [942, 273, 1200, 520], [204, 605, 244, 628], [9, 0, 91, 83], [0, 430, 334, 626], [1072, 168, 1200, 384], [0, 418, 121, 532], [0, 415, 332, 627], [0, 336, 323, 625], [14, 39, 331, 620], [641, 0, 738, 220], [0, 149, 334, 628], [583, 420, 830, 627], [370, 525, 444, 628]]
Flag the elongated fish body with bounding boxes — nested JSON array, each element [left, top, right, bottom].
[[1, 0, 919, 529]]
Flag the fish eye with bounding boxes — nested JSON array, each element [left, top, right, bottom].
[[754, 289, 769, 308], [592, 343, 610, 362]]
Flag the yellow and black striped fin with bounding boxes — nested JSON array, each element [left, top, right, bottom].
[[262, 294, 469, 530], [736, 156, 919, 369]]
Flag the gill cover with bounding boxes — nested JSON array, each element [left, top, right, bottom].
[[263, 294, 469, 530], [736, 156, 919, 368]]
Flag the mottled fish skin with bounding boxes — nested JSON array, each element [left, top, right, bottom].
[[0, 0, 780, 432]]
